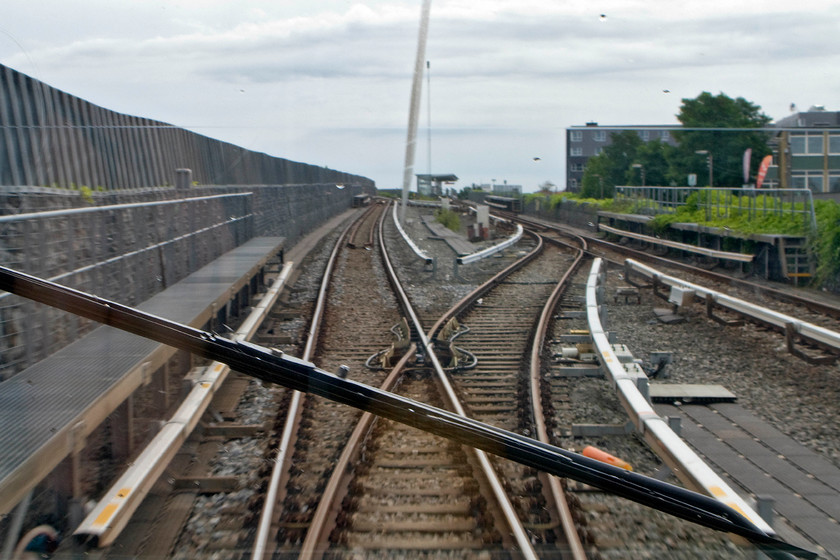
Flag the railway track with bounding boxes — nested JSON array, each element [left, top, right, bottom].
[[251, 202, 565, 558], [509, 212, 840, 331], [507, 211, 839, 557], [294, 222, 594, 558], [251, 202, 407, 558], [436, 233, 584, 554], [2, 202, 816, 559]]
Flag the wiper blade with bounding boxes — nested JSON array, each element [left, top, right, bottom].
[[0, 265, 816, 559]]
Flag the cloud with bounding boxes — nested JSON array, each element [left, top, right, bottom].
[[1, 0, 838, 191]]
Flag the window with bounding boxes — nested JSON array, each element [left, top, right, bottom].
[[570, 147, 583, 156], [792, 171, 825, 192], [661, 130, 670, 141], [570, 131, 582, 142], [829, 135, 840, 155], [570, 163, 584, 172], [807, 135, 824, 155], [830, 175, 840, 192], [790, 135, 805, 154], [639, 130, 650, 141], [790, 132, 825, 155], [594, 131, 606, 142]]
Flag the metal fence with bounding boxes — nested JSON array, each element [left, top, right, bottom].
[[0, 193, 253, 379], [614, 186, 817, 231], [0, 63, 373, 190]]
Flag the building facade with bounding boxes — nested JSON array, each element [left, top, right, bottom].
[[772, 107, 840, 193], [566, 109, 840, 194], [565, 123, 677, 192]]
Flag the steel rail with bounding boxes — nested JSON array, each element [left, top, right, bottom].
[[428, 230, 545, 334], [0, 266, 815, 559], [528, 233, 588, 560], [296, 345, 417, 559], [380, 203, 539, 558], [345, 202, 379, 248], [250, 216, 355, 560], [510, 212, 840, 320], [298, 201, 411, 557]]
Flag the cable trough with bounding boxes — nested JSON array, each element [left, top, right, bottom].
[[0, 265, 816, 560]]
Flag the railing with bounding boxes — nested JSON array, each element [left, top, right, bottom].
[[391, 201, 434, 264], [585, 258, 775, 536], [0, 193, 253, 378], [624, 258, 840, 357], [614, 186, 817, 231]]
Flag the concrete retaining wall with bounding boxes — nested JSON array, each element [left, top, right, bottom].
[[0, 183, 364, 379]]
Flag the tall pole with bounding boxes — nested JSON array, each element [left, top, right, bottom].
[[427, 60, 432, 187], [399, 0, 432, 224]]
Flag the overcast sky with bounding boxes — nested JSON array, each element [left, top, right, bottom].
[[1, 1, 838, 192]]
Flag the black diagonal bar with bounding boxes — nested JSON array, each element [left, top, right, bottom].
[[0, 265, 814, 559]]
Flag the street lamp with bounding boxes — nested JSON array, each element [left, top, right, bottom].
[[631, 163, 645, 186], [695, 150, 713, 187]]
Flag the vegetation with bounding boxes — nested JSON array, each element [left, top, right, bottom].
[[435, 208, 461, 233], [647, 191, 812, 235], [812, 200, 840, 288], [581, 92, 773, 198], [539, 189, 840, 289]]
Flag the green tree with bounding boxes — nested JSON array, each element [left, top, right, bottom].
[[581, 131, 643, 198], [673, 92, 772, 187], [624, 140, 673, 186]]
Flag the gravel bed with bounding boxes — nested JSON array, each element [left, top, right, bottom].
[[166, 221, 346, 558], [604, 265, 840, 468], [163, 205, 840, 558]]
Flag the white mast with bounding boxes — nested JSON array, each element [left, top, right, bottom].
[[399, 0, 431, 224]]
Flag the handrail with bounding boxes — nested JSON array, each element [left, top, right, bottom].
[[624, 258, 840, 353], [598, 223, 754, 262], [74, 261, 293, 546], [0, 192, 251, 223], [614, 186, 817, 231], [391, 201, 434, 264], [457, 224, 523, 265], [585, 258, 775, 535]]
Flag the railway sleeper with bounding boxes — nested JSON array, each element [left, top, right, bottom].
[[785, 322, 838, 365]]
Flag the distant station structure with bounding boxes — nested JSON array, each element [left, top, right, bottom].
[[416, 173, 457, 197]]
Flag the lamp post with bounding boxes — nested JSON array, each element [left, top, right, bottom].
[[631, 163, 645, 186], [695, 150, 713, 187]]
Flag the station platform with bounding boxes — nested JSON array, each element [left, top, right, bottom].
[[0, 236, 284, 516], [421, 214, 478, 256], [657, 401, 840, 559]]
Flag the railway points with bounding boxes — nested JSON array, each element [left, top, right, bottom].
[[3, 198, 837, 559]]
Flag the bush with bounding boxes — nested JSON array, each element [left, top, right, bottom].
[[435, 209, 461, 232]]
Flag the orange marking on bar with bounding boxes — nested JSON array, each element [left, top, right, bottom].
[[93, 503, 119, 527]]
